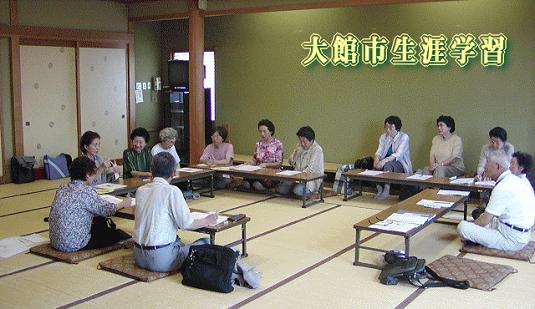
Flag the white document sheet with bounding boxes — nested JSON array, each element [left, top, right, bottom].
[[190, 212, 228, 226], [0, 234, 49, 258], [437, 190, 470, 197], [450, 178, 474, 185], [212, 166, 231, 171], [368, 212, 432, 233], [233, 164, 262, 171], [277, 170, 302, 176], [416, 199, 454, 209], [358, 170, 385, 176], [99, 194, 136, 207], [177, 167, 203, 173], [94, 183, 127, 190], [406, 174, 432, 180], [475, 180, 496, 186]]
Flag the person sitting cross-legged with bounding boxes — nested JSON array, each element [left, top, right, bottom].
[[457, 151, 535, 251], [277, 126, 324, 197], [133, 152, 218, 272]]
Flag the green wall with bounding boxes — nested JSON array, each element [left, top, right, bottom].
[[134, 22, 163, 145], [0, 0, 9, 24], [18, 0, 128, 31], [161, 0, 535, 171]]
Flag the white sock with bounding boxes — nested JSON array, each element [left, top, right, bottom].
[[382, 184, 390, 196]]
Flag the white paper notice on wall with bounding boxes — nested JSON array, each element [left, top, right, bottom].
[[135, 89, 144, 104]]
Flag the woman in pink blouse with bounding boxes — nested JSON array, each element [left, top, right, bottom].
[[199, 126, 234, 189], [242, 119, 284, 191]]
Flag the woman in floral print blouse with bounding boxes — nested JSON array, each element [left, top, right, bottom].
[[242, 119, 284, 191]]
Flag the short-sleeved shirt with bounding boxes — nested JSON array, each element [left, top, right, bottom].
[[151, 143, 181, 165], [49, 180, 116, 252], [486, 170, 535, 243], [253, 138, 283, 165], [123, 147, 152, 179], [430, 134, 464, 171], [200, 143, 234, 163], [134, 177, 194, 246]]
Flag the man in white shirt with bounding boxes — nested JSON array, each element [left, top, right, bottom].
[[457, 151, 535, 251], [133, 152, 217, 272]]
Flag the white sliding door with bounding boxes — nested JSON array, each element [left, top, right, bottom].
[[79, 47, 127, 160], [20, 46, 78, 167]]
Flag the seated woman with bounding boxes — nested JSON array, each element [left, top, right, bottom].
[[48, 157, 132, 252], [277, 126, 324, 196], [80, 131, 118, 185], [123, 127, 152, 179], [151, 127, 180, 167], [133, 153, 217, 272], [475, 127, 514, 180], [510, 151, 533, 190], [242, 119, 283, 191], [373, 116, 412, 200], [199, 126, 234, 189], [426, 115, 465, 177]]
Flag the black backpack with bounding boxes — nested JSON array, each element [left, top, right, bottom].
[[181, 244, 237, 293], [11, 156, 37, 184]]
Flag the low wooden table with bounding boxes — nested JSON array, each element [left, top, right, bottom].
[[353, 189, 466, 269], [104, 169, 215, 198], [115, 207, 250, 256], [342, 169, 494, 219], [211, 166, 326, 208]]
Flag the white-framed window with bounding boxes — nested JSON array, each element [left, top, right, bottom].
[[173, 51, 215, 121]]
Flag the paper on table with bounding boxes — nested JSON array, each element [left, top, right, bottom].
[[368, 212, 431, 233], [369, 221, 419, 233], [277, 170, 302, 176], [437, 190, 470, 197], [233, 164, 262, 171], [0, 234, 48, 258], [94, 183, 127, 190], [475, 180, 496, 186], [190, 212, 228, 226], [197, 163, 208, 167], [358, 170, 385, 176], [99, 194, 136, 207], [177, 167, 203, 173], [450, 178, 474, 185], [416, 199, 454, 209], [406, 174, 432, 180], [212, 166, 231, 171]]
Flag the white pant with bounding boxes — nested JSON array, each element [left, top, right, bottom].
[[457, 217, 529, 251]]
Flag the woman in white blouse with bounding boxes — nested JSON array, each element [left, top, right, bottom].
[[373, 116, 412, 199]]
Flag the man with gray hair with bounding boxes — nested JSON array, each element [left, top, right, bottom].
[[457, 151, 535, 251], [133, 152, 217, 272]]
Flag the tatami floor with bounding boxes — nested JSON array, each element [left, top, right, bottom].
[[0, 179, 534, 308]]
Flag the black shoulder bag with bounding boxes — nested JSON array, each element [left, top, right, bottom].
[[181, 244, 237, 293]]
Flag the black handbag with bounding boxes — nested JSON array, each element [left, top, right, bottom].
[[181, 244, 237, 293], [11, 156, 36, 184]]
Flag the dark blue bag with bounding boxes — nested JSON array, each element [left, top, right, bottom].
[[44, 153, 71, 180]]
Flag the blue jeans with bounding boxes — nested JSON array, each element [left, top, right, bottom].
[[277, 182, 312, 197], [134, 237, 209, 272]]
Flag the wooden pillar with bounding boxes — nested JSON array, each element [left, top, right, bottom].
[[188, 0, 205, 165], [9, 0, 23, 156]]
